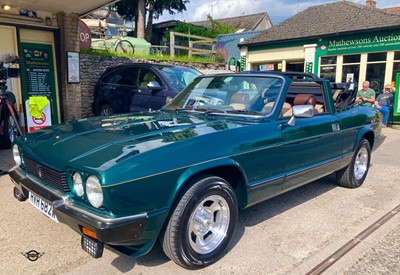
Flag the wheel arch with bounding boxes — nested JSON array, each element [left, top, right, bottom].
[[356, 128, 374, 150], [169, 158, 248, 215]]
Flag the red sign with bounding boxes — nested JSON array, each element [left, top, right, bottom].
[[78, 20, 92, 50]]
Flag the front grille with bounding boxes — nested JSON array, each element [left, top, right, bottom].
[[23, 157, 70, 192]]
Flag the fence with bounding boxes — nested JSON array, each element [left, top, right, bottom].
[[169, 32, 217, 61]]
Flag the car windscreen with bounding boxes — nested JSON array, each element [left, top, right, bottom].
[[159, 67, 202, 90], [163, 75, 284, 116]]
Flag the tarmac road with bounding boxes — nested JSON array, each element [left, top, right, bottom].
[[0, 127, 399, 274]]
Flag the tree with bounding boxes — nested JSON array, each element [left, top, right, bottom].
[[137, 0, 145, 39], [114, 0, 189, 42]]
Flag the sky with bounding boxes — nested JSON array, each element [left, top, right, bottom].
[[154, 0, 399, 24]]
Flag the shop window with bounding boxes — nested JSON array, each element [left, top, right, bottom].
[[367, 52, 387, 62], [320, 66, 336, 82], [367, 52, 387, 94], [342, 54, 360, 84], [343, 54, 360, 63], [257, 63, 282, 71], [342, 65, 359, 84], [321, 56, 337, 65], [286, 62, 304, 72], [394, 51, 400, 61], [319, 56, 336, 82]]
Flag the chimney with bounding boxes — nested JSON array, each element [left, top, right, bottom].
[[366, 0, 376, 8]]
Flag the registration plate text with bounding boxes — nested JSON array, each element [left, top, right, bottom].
[[29, 192, 58, 222]]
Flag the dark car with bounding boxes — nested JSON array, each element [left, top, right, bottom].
[[92, 63, 202, 116]]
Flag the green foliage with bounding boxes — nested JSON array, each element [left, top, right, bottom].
[[80, 48, 213, 63], [113, 1, 138, 21], [114, 0, 189, 21], [204, 15, 237, 38], [165, 16, 236, 41], [153, 0, 189, 18]]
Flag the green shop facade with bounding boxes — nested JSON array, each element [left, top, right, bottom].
[[241, 27, 400, 125]]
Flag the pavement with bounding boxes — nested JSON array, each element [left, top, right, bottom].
[[0, 126, 399, 274]]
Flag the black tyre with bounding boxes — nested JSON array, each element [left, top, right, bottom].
[[115, 40, 134, 55], [1, 111, 19, 149], [99, 104, 114, 116], [161, 176, 238, 269], [336, 138, 371, 188]]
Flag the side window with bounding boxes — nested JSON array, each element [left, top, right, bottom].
[[139, 68, 161, 88], [101, 68, 135, 85], [281, 83, 326, 117]]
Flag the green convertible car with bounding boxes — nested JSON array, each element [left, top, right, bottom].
[[10, 71, 385, 269]]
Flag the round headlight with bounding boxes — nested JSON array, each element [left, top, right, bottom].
[[72, 172, 84, 197], [12, 144, 21, 166], [86, 175, 103, 208]]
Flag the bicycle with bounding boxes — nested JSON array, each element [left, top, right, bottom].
[[91, 33, 135, 55], [0, 53, 22, 149]]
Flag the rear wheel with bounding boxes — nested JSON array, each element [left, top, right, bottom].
[[161, 176, 238, 269], [336, 138, 371, 188], [99, 104, 114, 116]]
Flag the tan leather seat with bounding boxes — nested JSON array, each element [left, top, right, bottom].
[[140, 72, 156, 87], [332, 89, 342, 101], [281, 102, 293, 117], [283, 94, 318, 117], [315, 104, 324, 113], [230, 93, 250, 110]]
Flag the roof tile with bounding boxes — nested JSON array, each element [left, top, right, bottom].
[[242, 1, 400, 46]]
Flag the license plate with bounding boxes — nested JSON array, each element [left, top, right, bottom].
[[28, 192, 58, 222]]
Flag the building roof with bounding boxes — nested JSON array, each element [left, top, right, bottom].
[[241, 1, 400, 46], [191, 12, 272, 32], [385, 7, 400, 13], [217, 31, 263, 59]]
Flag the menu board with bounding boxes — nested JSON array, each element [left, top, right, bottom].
[[19, 43, 58, 123]]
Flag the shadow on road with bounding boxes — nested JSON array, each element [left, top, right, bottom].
[[103, 174, 338, 272]]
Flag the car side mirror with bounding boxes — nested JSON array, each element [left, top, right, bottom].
[[147, 80, 162, 90], [292, 105, 314, 118]]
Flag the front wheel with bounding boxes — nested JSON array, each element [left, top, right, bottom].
[[1, 111, 19, 149], [99, 104, 114, 116], [161, 176, 238, 269], [336, 138, 371, 188]]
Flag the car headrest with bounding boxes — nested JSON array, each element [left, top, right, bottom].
[[230, 93, 250, 104], [293, 94, 316, 106]]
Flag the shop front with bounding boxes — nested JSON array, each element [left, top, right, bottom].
[[0, 21, 60, 133], [316, 28, 400, 95], [239, 1, 400, 126]]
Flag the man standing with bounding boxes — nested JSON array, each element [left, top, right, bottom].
[[374, 84, 394, 127], [356, 81, 375, 107]]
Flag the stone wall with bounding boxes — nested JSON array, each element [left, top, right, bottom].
[[78, 54, 226, 118]]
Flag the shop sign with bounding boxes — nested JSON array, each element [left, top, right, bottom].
[[320, 29, 400, 55], [19, 43, 59, 124], [260, 64, 274, 71], [240, 55, 246, 71]]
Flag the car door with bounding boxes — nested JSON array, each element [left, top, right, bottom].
[[130, 68, 166, 112], [280, 97, 344, 190], [100, 67, 136, 113]]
